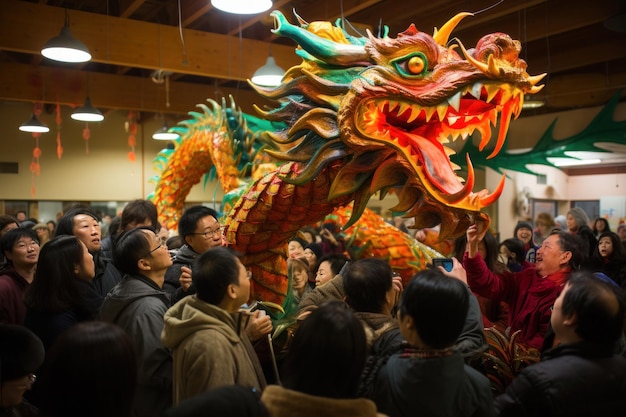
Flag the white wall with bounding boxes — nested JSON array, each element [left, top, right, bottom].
[[0, 101, 225, 203]]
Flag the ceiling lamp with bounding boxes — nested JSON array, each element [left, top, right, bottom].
[[41, 10, 91, 63], [71, 97, 104, 122], [19, 114, 50, 133], [551, 158, 602, 167], [251, 55, 285, 87], [211, 0, 272, 14], [152, 125, 179, 141]]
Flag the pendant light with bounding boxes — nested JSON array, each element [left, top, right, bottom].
[[211, 0, 272, 14], [71, 97, 104, 122], [152, 124, 179, 141], [41, 10, 91, 63], [19, 114, 50, 133], [251, 54, 285, 87]]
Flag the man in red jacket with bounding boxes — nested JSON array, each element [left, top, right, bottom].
[[463, 226, 584, 350]]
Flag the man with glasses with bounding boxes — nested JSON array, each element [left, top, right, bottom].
[[100, 228, 173, 417], [164, 205, 225, 296], [0, 324, 44, 416]]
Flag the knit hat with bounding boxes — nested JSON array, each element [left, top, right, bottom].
[[514, 221, 533, 235], [0, 324, 44, 382], [304, 242, 323, 259]]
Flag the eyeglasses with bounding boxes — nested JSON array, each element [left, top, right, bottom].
[[142, 242, 162, 258], [5, 373, 36, 388], [190, 226, 225, 240]]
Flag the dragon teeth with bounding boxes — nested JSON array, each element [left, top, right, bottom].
[[424, 107, 437, 122], [469, 83, 483, 99], [484, 84, 500, 103], [398, 102, 411, 116], [436, 105, 447, 121], [447, 115, 460, 125], [448, 91, 461, 112], [406, 109, 420, 123]]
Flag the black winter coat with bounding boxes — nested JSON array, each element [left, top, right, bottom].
[[495, 341, 626, 417]]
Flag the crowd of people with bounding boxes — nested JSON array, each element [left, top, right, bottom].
[[1, 203, 626, 417]]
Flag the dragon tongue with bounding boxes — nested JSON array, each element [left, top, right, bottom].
[[406, 131, 464, 195]]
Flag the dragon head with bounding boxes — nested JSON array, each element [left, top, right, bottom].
[[254, 11, 544, 239]]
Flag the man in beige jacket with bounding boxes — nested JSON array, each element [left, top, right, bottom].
[[161, 247, 267, 404]]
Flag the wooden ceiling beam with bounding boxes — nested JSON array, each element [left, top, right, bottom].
[[0, 0, 300, 82], [452, 0, 622, 46], [119, 0, 146, 19], [0, 62, 272, 115]]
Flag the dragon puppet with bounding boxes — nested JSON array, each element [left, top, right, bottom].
[[150, 11, 544, 311]]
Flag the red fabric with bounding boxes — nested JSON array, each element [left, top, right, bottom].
[[463, 253, 568, 350], [0, 269, 30, 324]]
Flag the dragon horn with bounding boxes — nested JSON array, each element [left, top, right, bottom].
[[271, 10, 369, 66], [527, 73, 547, 86], [433, 12, 473, 46]]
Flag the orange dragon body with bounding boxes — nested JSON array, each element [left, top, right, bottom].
[[150, 11, 544, 310]]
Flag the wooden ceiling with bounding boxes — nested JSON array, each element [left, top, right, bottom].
[[1, 0, 626, 118]]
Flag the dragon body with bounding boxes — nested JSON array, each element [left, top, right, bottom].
[[151, 11, 543, 308]]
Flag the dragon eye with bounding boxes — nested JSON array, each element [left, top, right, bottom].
[[391, 52, 428, 78], [407, 56, 425, 74]]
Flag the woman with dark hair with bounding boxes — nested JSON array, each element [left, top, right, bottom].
[[35, 321, 137, 417], [100, 227, 172, 417], [514, 221, 539, 264], [498, 238, 528, 273], [0, 228, 39, 324], [262, 301, 383, 416], [590, 231, 626, 287], [374, 268, 494, 417], [24, 235, 98, 349], [592, 217, 611, 238], [55, 206, 121, 299]]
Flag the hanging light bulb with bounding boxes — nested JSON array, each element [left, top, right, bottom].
[[41, 10, 91, 63], [19, 114, 50, 133], [251, 55, 285, 87], [152, 125, 179, 140], [211, 0, 272, 14], [71, 97, 104, 122]]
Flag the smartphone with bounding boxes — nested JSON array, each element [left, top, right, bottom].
[[432, 258, 454, 272]]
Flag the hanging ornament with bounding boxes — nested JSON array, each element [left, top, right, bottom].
[[29, 102, 45, 196], [126, 111, 138, 162], [30, 136, 42, 197], [56, 102, 63, 159], [82, 122, 91, 154]]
